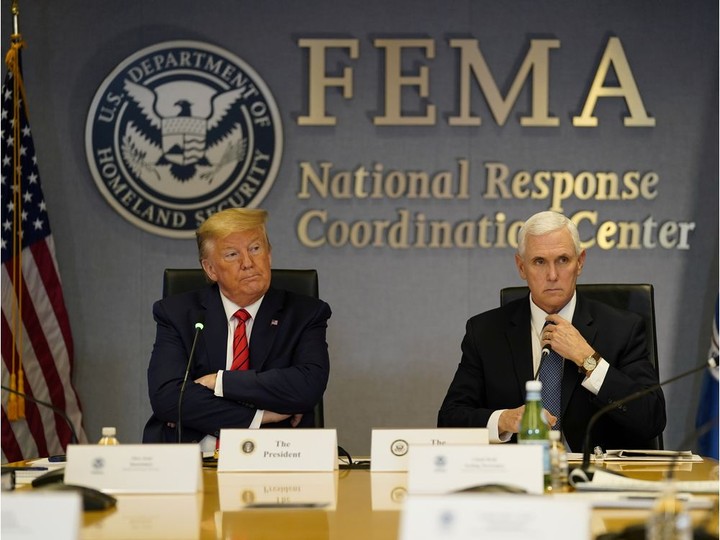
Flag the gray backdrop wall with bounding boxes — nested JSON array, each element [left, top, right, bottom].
[[2, 0, 717, 456]]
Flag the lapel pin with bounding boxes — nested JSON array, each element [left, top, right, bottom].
[[271, 319, 279, 326]]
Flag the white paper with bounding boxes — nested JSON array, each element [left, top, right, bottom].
[[572, 469, 719, 493]]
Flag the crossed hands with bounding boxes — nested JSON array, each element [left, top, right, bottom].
[[194, 373, 303, 427]]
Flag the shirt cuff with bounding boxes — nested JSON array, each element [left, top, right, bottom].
[[488, 409, 513, 443], [249, 409, 263, 429], [581, 358, 609, 395], [214, 371, 224, 397]]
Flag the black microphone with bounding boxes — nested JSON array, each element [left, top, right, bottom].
[[177, 315, 205, 443], [577, 355, 720, 475], [0, 384, 79, 447]]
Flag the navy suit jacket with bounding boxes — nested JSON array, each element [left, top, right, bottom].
[[143, 285, 331, 443], [437, 293, 666, 452]]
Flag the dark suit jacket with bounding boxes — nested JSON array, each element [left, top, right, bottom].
[[437, 293, 666, 452], [143, 285, 331, 443]]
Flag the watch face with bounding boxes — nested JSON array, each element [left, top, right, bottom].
[[584, 356, 597, 370]]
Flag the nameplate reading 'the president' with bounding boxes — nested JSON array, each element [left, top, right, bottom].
[[407, 444, 545, 495], [217, 429, 337, 472], [371, 428, 489, 471], [64, 444, 203, 494]]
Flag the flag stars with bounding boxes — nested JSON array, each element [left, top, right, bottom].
[[28, 172, 38, 184], [22, 125, 30, 137], [22, 190, 32, 203], [32, 218, 43, 230], [38, 200, 46, 212], [2, 219, 11, 231], [21, 209, 28, 221]]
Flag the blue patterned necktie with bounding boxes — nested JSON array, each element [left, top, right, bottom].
[[538, 350, 564, 431]]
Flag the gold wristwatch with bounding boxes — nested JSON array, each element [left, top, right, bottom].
[[582, 351, 601, 375]]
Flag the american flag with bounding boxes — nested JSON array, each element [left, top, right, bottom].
[[1, 38, 86, 462]]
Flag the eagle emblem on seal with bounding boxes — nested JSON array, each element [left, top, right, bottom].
[[122, 80, 248, 182]]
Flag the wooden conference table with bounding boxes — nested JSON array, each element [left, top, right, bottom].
[[71, 458, 719, 540]]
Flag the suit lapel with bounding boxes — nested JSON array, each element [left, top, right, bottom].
[[200, 285, 229, 371], [561, 293, 597, 413], [250, 287, 285, 369], [506, 300, 534, 386]]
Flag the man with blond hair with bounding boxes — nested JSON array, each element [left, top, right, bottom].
[[143, 208, 331, 448]]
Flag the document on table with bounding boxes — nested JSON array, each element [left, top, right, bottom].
[[603, 450, 703, 462], [5, 458, 64, 485], [567, 450, 703, 462], [572, 469, 719, 493]]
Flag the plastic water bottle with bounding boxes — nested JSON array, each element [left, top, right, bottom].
[[548, 430, 568, 492], [98, 426, 120, 445], [646, 483, 692, 540], [517, 380, 550, 488]]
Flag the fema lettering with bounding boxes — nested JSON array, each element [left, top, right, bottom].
[[85, 40, 283, 238]]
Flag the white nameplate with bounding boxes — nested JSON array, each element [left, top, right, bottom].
[[217, 428, 337, 472], [1, 491, 81, 540], [371, 428, 489, 471], [64, 444, 203, 494], [407, 444, 544, 495], [218, 472, 337, 510], [399, 494, 590, 540]]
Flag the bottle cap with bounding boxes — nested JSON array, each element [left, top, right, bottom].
[[549, 430, 561, 441], [525, 380, 542, 392], [101, 427, 116, 436]]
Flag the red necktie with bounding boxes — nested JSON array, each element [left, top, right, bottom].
[[217, 309, 251, 457], [231, 309, 251, 371]]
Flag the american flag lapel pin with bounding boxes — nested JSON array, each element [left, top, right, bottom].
[[271, 319, 279, 326]]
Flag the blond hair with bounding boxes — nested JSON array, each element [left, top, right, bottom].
[[196, 208, 269, 260]]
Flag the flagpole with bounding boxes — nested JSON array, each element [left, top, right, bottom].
[[11, 0, 20, 36]]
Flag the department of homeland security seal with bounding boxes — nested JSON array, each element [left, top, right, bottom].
[[85, 41, 282, 238]]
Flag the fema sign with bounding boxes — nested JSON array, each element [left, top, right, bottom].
[[85, 41, 283, 238]]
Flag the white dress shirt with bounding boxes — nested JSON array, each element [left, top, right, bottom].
[[199, 293, 265, 453]]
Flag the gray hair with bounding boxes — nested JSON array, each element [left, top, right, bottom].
[[517, 211, 581, 257]]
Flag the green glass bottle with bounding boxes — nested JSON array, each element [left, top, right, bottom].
[[517, 380, 550, 489]]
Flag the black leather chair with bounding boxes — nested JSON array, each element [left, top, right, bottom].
[[163, 268, 324, 428], [500, 283, 663, 449]]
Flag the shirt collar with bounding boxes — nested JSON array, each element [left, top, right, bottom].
[[219, 292, 264, 323], [529, 290, 577, 337]]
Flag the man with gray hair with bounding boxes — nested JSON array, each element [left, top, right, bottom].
[[438, 211, 666, 451]]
